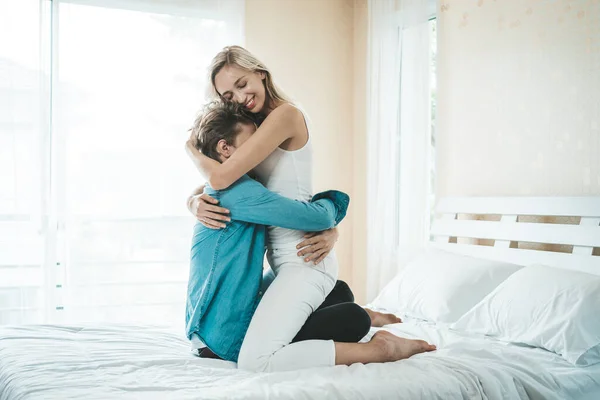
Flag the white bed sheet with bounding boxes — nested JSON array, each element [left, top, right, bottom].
[[1, 322, 598, 400]]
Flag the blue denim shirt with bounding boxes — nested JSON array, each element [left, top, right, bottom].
[[185, 175, 349, 362]]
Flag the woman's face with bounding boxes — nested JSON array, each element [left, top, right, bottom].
[[214, 65, 266, 113]]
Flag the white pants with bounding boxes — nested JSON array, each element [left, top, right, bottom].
[[237, 248, 339, 372]]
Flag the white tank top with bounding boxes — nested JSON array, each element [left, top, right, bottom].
[[253, 110, 313, 249]]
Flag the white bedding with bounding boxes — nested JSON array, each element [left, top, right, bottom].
[[1, 321, 599, 400]]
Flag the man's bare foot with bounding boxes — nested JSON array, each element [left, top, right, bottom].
[[370, 330, 436, 362], [364, 308, 402, 327]]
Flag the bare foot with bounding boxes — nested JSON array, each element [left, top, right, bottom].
[[370, 330, 436, 362], [364, 308, 402, 327]]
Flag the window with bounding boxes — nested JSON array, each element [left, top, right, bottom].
[[0, 0, 49, 325], [391, 17, 437, 246], [1, 0, 244, 330]]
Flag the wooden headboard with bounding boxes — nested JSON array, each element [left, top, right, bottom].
[[430, 197, 600, 275]]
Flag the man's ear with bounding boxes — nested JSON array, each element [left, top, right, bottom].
[[216, 139, 233, 159]]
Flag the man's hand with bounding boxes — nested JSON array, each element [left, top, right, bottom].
[[296, 227, 339, 265]]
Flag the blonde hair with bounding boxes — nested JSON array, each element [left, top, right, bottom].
[[208, 46, 291, 111]]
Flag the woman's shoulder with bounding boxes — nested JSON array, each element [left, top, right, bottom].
[[265, 102, 305, 126]]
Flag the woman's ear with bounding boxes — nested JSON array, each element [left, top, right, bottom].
[[259, 71, 266, 80]]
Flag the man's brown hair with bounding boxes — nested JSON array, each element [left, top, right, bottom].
[[190, 101, 256, 161]]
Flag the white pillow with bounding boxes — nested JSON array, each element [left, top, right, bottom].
[[370, 248, 522, 324], [453, 264, 600, 366]]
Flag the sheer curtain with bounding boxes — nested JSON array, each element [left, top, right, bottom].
[[0, 0, 50, 325], [1, 0, 244, 329], [366, 0, 432, 301]]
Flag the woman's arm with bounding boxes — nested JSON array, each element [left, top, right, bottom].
[[187, 184, 231, 229], [185, 104, 306, 190], [186, 184, 205, 211]]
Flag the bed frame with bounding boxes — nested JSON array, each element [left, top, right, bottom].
[[429, 197, 600, 275]]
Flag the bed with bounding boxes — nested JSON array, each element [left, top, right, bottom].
[[1, 196, 600, 400]]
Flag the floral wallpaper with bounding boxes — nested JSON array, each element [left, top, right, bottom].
[[436, 0, 600, 197]]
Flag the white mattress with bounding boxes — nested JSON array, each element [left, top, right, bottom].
[[1, 321, 599, 400]]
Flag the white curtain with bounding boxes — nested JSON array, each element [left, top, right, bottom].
[[366, 0, 432, 301], [1, 0, 244, 329], [0, 0, 49, 324]]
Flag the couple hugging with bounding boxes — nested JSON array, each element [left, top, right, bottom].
[[184, 45, 435, 373]]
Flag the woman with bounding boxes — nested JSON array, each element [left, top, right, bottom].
[[186, 46, 435, 372]]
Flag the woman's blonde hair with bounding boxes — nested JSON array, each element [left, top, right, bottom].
[[208, 46, 291, 111]]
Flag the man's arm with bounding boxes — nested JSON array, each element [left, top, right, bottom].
[[214, 176, 349, 232]]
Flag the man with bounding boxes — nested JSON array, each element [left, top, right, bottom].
[[184, 101, 369, 362]]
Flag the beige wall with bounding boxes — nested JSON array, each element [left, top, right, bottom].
[[437, 0, 600, 198], [245, 0, 600, 302], [245, 0, 368, 299], [351, 0, 368, 304]]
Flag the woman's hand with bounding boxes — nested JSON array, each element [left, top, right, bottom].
[[296, 227, 339, 265], [188, 193, 231, 229], [187, 129, 199, 150]]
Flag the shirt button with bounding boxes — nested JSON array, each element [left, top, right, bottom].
[[259, 291, 263, 296]]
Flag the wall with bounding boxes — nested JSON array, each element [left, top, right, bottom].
[[245, 0, 368, 295], [244, 0, 600, 301], [351, 0, 368, 304], [437, 0, 600, 198]]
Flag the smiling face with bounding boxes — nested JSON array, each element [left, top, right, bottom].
[[214, 65, 267, 114]]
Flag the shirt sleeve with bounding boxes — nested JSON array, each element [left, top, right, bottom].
[[215, 176, 343, 232]]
